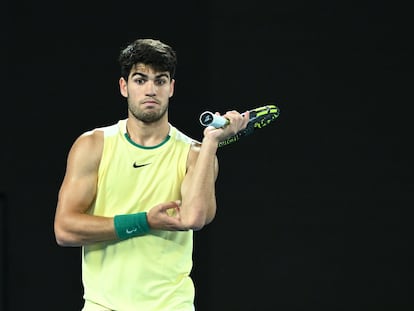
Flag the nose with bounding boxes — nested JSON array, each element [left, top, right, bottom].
[[145, 80, 156, 96]]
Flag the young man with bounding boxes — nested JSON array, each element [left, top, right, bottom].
[[54, 38, 249, 310]]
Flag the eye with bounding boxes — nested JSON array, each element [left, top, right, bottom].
[[155, 78, 167, 86], [134, 78, 146, 85]]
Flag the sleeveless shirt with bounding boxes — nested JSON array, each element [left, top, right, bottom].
[[82, 119, 196, 311]]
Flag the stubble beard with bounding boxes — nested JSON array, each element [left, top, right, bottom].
[[129, 103, 168, 123]]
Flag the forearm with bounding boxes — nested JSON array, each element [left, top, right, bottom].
[[180, 138, 219, 229], [54, 211, 117, 247]]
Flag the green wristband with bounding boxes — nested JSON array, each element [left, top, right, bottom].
[[114, 212, 150, 240]]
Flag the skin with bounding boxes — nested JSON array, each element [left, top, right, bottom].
[[54, 63, 250, 247]]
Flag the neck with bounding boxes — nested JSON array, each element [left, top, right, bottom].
[[125, 119, 170, 147]]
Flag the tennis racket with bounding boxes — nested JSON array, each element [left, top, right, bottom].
[[199, 104, 280, 147]]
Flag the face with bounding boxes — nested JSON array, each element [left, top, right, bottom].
[[119, 63, 175, 123]]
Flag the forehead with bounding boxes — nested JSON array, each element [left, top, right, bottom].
[[130, 63, 170, 78]]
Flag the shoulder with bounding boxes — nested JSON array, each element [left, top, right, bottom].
[[170, 126, 202, 153], [75, 128, 104, 150], [68, 128, 104, 170], [168, 125, 203, 169], [71, 120, 123, 155], [170, 125, 198, 145]]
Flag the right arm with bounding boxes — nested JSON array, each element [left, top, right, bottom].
[[54, 130, 117, 246], [54, 130, 187, 246]]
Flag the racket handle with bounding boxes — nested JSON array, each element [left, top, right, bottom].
[[199, 111, 229, 128]]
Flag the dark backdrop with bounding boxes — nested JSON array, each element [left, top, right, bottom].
[[2, 1, 413, 310]]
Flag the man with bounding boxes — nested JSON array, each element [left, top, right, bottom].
[[54, 38, 249, 310]]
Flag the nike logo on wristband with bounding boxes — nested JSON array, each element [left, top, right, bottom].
[[133, 162, 151, 168], [126, 228, 138, 234]]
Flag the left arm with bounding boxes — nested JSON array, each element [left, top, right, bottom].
[[179, 110, 250, 230], [179, 138, 219, 230]]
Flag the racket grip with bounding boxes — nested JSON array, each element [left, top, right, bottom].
[[199, 111, 229, 128]]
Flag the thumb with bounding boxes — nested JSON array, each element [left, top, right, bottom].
[[159, 200, 181, 212]]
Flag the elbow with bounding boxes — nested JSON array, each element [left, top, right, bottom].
[[180, 200, 216, 231], [181, 215, 205, 231], [54, 229, 72, 247], [55, 233, 80, 247], [55, 237, 69, 247], [190, 223, 205, 232], [54, 223, 79, 247], [55, 233, 69, 247], [186, 212, 216, 231]]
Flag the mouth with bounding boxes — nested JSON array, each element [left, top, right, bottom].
[[141, 99, 159, 108], [144, 98, 158, 103]]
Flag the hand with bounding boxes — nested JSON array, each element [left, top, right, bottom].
[[146, 200, 188, 231], [203, 110, 250, 143]]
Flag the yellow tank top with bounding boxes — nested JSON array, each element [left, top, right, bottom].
[[82, 119, 196, 311]]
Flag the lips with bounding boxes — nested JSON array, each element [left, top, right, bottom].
[[142, 99, 159, 107], [141, 101, 158, 109]]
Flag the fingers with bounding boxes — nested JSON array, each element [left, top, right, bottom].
[[202, 110, 249, 145], [158, 200, 181, 212], [147, 201, 184, 231], [222, 110, 249, 131]]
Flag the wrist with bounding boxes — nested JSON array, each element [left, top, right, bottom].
[[114, 212, 150, 240], [201, 136, 220, 149]]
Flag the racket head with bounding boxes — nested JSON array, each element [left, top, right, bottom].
[[248, 104, 280, 129], [217, 104, 280, 147]]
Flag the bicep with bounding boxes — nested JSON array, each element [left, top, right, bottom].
[[56, 132, 102, 216]]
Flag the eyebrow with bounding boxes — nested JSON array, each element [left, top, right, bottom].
[[131, 72, 170, 79]]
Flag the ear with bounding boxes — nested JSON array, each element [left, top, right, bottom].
[[119, 77, 128, 98], [169, 79, 175, 98]]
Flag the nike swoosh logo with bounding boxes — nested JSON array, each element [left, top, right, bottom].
[[133, 162, 151, 168], [126, 228, 137, 234]]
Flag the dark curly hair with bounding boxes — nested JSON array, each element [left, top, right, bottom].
[[118, 38, 177, 81]]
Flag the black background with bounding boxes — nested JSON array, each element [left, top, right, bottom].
[[1, 0, 413, 310]]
